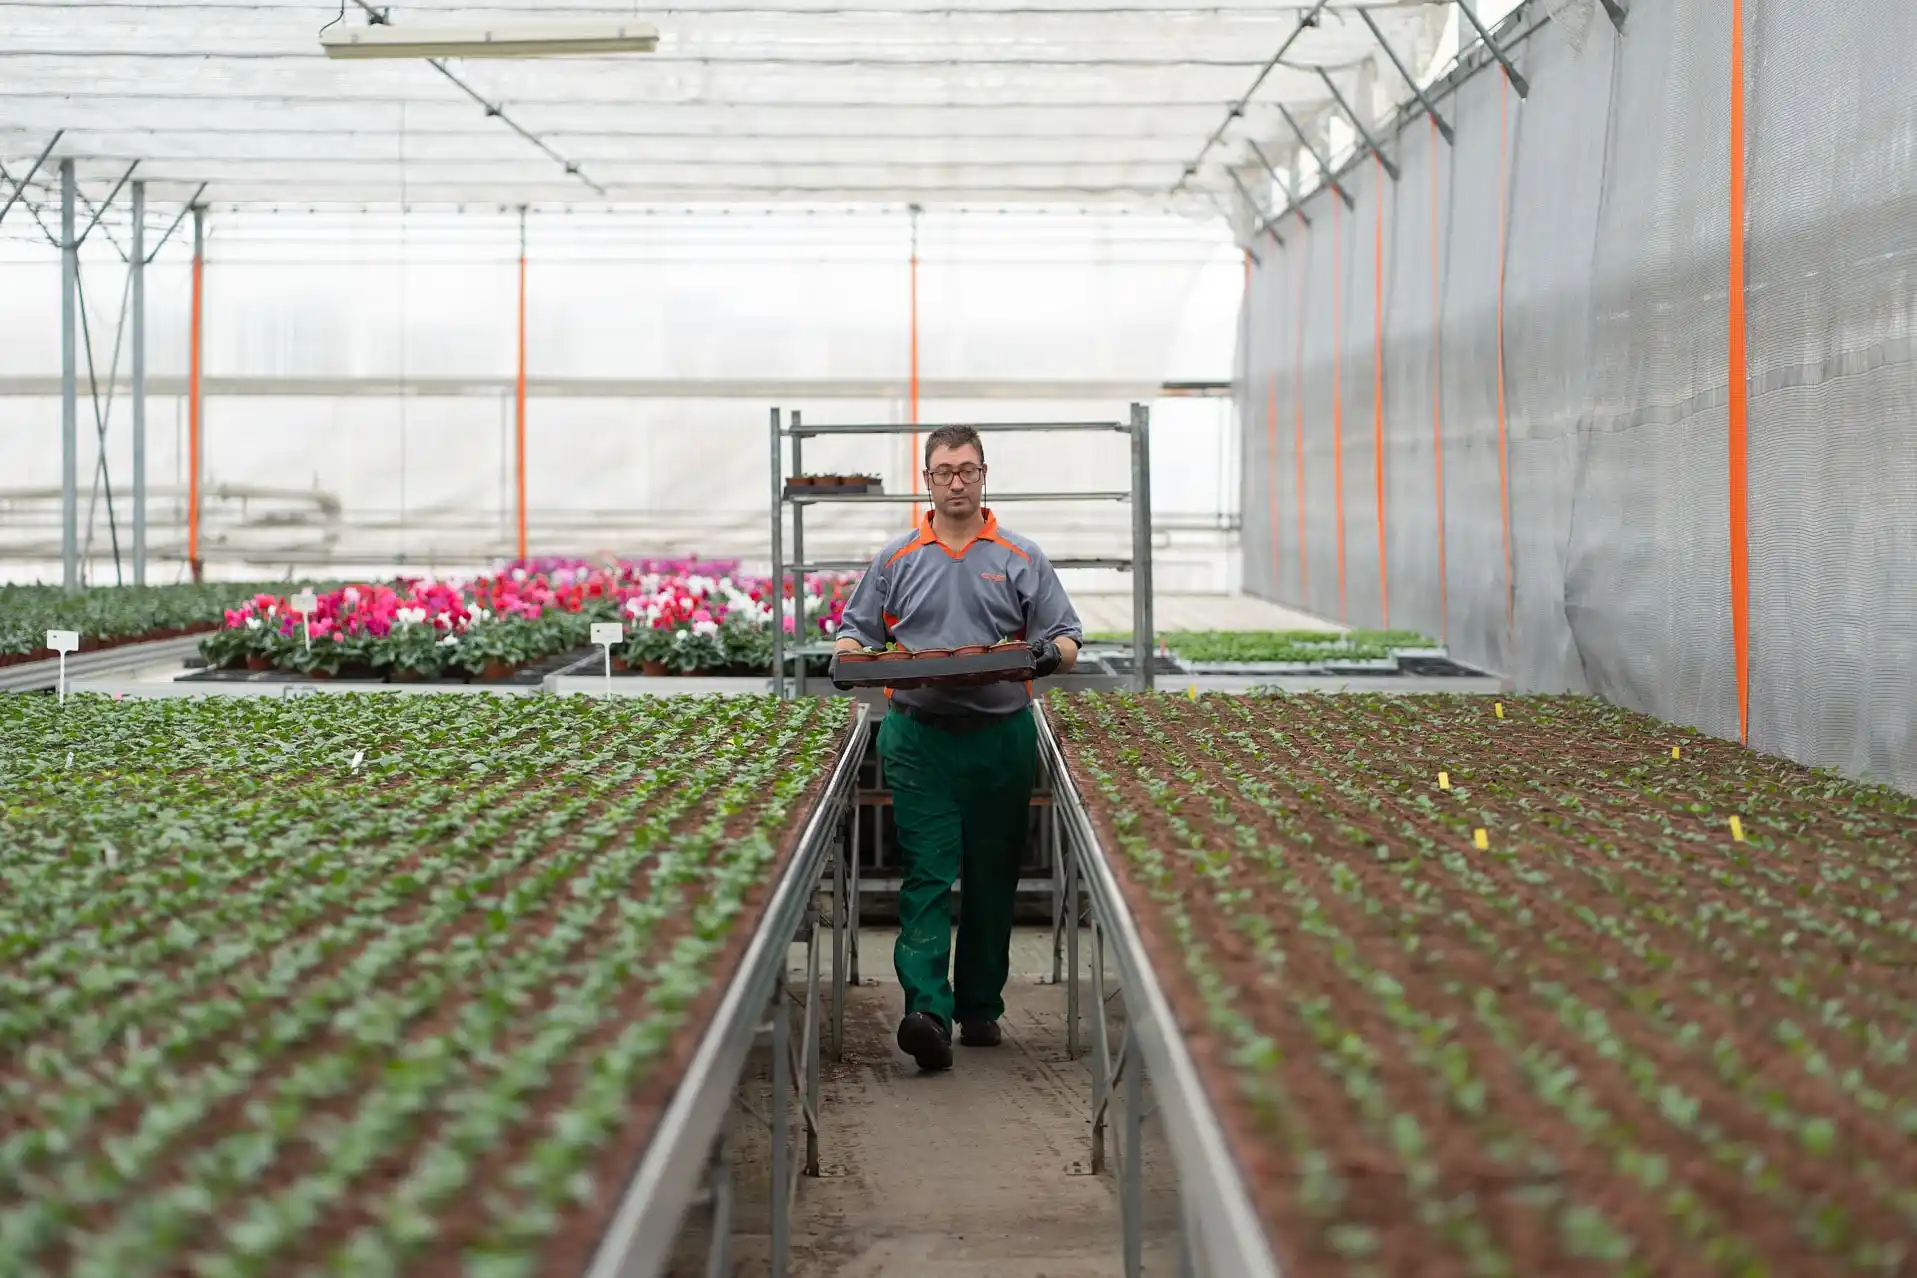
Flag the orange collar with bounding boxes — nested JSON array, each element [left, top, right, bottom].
[[919, 508, 997, 557]]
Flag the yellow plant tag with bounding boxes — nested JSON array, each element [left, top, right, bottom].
[[1672, 746, 1681, 759], [1187, 684, 1199, 701], [1728, 815, 1745, 842], [1494, 702, 1505, 719], [1438, 771, 1451, 791], [1472, 828, 1489, 850]]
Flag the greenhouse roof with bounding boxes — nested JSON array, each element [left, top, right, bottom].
[[0, 0, 1448, 211]]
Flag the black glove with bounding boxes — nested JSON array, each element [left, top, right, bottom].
[[828, 654, 857, 691], [1029, 638, 1063, 678]]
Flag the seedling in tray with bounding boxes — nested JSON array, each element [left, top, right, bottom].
[[832, 641, 1033, 689]]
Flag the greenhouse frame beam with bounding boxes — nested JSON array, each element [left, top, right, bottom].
[[1357, 6, 1452, 144], [1172, 0, 1332, 196], [1222, 170, 1277, 252], [1315, 66, 1398, 181], [1275, 101, 1353, 209], [341, 0, 607, 196], [0, 129, 62, 228], [1244, 135, 1309, 228], [61, 158, 78, 592], [131, 179, 147, 585], [1598, 0, 1628, 30], [1453, 0, 1528, 98]]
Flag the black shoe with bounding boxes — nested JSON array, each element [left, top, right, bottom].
[[897, 1012, 953, 1071], [959, 1020, 1002, 1048]]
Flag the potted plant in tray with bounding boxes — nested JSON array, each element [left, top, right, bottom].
[[453, 618, 531, 680], [620, 621, 678, 676]]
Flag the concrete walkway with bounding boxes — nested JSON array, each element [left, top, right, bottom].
[[672, 928, 1180, 1277]]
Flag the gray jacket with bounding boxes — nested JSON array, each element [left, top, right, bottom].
[[838, 509, 1084, 714]]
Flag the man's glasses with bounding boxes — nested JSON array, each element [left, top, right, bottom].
[[925, 464, 986, 486]]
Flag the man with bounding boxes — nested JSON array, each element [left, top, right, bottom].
[[833, 425, 1083, 1071]]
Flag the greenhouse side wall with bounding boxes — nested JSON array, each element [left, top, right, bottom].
[[1238, 0, 1917, 793]]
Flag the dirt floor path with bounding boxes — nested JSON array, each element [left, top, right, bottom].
[[673, 927, 1180, 1277]]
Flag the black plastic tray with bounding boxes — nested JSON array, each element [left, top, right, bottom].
[[830, 647, 1035, 689]]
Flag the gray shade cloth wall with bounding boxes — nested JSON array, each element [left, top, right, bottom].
[[1237, 0, 1917, 794]]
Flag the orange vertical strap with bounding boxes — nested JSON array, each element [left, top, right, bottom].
[[1331, 196, 1347, 622], [1728, 0, 1751, 743], [1372, 154, 1388, 627], [1496, 69, 1515, 643], [515, 243, 528, 562], [187, 239, 203, 579], [1430, 114, 1448, 644], [1293, 220, 1309, 598]]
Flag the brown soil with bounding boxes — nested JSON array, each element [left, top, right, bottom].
[[3, 703, 856, 1277], [1049, 692, 1917, 1278]]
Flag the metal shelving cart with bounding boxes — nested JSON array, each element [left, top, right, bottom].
[[766, 404, 1157, 700]]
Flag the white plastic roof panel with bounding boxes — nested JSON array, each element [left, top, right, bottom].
[[0, 0, 1449, 207]]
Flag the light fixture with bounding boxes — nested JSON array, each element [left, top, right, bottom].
[[321, 21, 659, 59]]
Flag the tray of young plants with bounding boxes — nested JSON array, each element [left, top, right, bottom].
[[0, 692, 857, 1277], [1084, 629, 1475, 676], [782, 473, 883, 498], [0, 582, 324, 669], [829, 640, 1035, 690], [1046, 690, 1917, 1277]]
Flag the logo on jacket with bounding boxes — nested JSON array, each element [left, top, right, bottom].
[[980, 571, 1007, 582]]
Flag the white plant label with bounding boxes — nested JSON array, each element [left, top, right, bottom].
[[65, 751, 73, 770], [292, 590, 317, 651], [48, 630, 79, 705], [590, 623, 624, 647], [350, 750, 364, 773], [103, 843, 118, 868]]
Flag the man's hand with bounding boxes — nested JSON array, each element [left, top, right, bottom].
[[830, 636, 868, 690], [1030, 636, 1078, 678]]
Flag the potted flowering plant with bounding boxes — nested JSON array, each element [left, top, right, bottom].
[[382, 619, 452, 680], [668, 625, 727, 674], [621, 622, 677, 676]]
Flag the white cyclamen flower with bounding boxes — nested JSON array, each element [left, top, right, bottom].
[[692, 619, 720, 638]]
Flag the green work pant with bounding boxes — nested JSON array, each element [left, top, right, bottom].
[[878, 707, 1038, 1028]]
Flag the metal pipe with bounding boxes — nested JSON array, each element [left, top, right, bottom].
[[1316, 67, 1400, 181], [1358, 7, 1454, 145], [1223, 170, 1280, 249], [1455, 0, 1530, 98], [143, 183, 207, 262], [0, 130, 62, 229], [1244, 136, 1309, 227], [131, 180, 146, 585], [188, 205, 205, 580], [515, 205, 528, 562], [1130, 402, 1155, 691], [74, 161, 138, 248], [791, 410, 806, 699], [1598, 0, 1628, 30], [769, 407, 785, 699], [60, 158, 78, 592], [1275, 101, 1355, 209], [1172, 0, 1334, 194]]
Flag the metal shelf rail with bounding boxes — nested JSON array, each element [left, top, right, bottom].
[[767, 406, 1157, 699], [1036, 703, 1283, 1278], [584, 704, 870, 1278]]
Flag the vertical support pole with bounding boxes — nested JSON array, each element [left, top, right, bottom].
[[1495, 71, 1514, 651], [703, 1120, 736, 1278], [1049, 795, 1064, 985], [1727, 0, 1750, 744], [803, 905, 822, 1178], [1065, 841, 1080, 1059], [1128, 403, 1155, 691], [908, 203, 921, 525], [130, 181, 147, 586], [1123, 1039, 1144, 1278], [1373, 153, 1390, 628], [1089, 922, 1109, 1173], [515, 205, 529, 563], [832, 807, 848, 1061], [59, 158, 79, 593], [1430, 115, 1448, 644], [848, 754, 862, 987], [791, 412, 806, 698], [1331, 196, 1348, 622], [770, 969, 791, 1278], [187, 204, 205, 582], [769, 408, 786, 699]]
